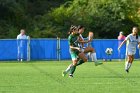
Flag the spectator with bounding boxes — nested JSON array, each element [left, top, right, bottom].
[[118, 31, 126, 61], [118, 31, 126, 41], [17, 29, 27, 61]]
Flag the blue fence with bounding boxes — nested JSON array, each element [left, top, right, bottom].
[[0, 39, 139, 61]]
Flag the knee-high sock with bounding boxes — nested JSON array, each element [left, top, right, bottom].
[[77, 59, 84, 66], [65, 64, 73, 73], [69, 65, 76, 75], [91, 52, 97, 62], [125, 61, 129, 70], [127, 62, 132, 70]]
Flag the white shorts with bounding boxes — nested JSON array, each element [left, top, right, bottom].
[[126, 49, 136, 55]]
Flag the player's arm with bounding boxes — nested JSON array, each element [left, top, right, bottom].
[[118, 40, 126, 50], [78, 40, 89, 43], [78, 35, 89, 46], [118, 35, 129, 50], [70, 45, 80, 51]]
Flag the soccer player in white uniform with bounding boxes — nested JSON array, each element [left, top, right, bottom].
[[17, 29, 27, 61], [78, 25, 102, 66], [118, 27, 140, 73]]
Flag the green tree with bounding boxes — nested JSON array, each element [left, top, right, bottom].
[[43, 0, 140, 38], [0, 0, 140, 38]]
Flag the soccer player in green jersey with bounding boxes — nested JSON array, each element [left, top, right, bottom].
[[62, 26, 88, 78]]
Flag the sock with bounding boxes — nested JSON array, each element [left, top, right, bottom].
[[91, 52, 97, 62], [87, 52, 91, 61], [65, 64, 73, 73], [69, 65, 76, 75], [128, 62, 132, 70], [77, 59, 84, 66], [125, 61, 129, 70]]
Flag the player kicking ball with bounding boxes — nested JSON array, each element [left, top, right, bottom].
[[118, 27, 140, 73], [78, 26, 102, 66], [62, 26, 102, 77]]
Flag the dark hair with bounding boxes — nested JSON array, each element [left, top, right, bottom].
[[68, 25, 77, 34], [133, 27, 138, 39], [78, 25, 84, 30], [136, 34, 138, 39]]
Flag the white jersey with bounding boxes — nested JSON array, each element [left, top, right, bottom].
[[125, 34, 140, 55], [87, 37, 92, 47], [79, 34, 93, 47]]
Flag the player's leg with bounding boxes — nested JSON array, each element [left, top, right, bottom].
[[64, 52, 87, 77], [90, 51, 97, 62], [63, 52, 88, 77], [87, 52, 91, 61], [62, 64, 73, 77], [84, 47, 94, 53], [127, 55, 134, 71], [69, 59, 78, 78], [76, 52, 88, 66], [90, 51, 103, 66], [125, 55, 130, 72], [131, 55, 134, 62], [125, 55, 132, 73], [125, 50, 135, 73], [84, 47, 102, 65], [84, 47, 95, 61], [62, 52, 78, 77]]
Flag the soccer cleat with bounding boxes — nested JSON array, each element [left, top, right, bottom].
[[125, 69, 129, 73], [95, 61, 103, 66], [69, 74, 73, 78], [62, 71, 67, 77]]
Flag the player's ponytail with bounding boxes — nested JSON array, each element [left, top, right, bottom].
[[136, 33, 138, 39], [133, 27, 138, 39]]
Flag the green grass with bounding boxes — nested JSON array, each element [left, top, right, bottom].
[[0, 60, 140, 93]]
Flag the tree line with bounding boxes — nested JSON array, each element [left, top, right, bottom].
[[0, 0, 140, 39]]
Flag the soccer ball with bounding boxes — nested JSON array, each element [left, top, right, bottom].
[[105, 48, 113, 55]]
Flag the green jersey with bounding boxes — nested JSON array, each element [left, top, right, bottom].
[[68, 34, 79, 47], [68, 34, 80, 54]]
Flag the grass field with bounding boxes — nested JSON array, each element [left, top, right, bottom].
[[0, 60, 140, 93]]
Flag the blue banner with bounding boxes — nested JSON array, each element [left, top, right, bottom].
[[0, 40, 17, 60], [30, 39, 57, 60], [0, 39, 139, 61]]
